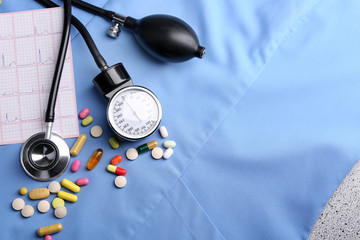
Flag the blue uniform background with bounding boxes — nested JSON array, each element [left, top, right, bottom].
[[1, 0, 360, 239]]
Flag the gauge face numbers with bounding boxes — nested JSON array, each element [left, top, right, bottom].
[[108, 86, 161, 140]]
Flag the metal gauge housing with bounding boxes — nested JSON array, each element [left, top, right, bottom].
[[107, 86, 162, 141]]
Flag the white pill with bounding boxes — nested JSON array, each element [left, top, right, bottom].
[[54, 205, 67, 218], [90, 125, 103, 138], [126, 148, 138, 160], [163, 148, 174, 160], [151, 147, 164, 159], [37, 200, 50, 213], [12, 198, 25, 211], [159, 126, 168, 138], [115, 176, 127, 188], [21, 205, 34, 218], [48, 181, 61, 193]]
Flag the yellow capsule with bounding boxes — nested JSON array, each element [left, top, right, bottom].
[[61, 179, 80, 193], [37, 223, 63, 237], [81, 116, 93, 126], [87, 148, 103, 170], [109, 137, 119, 149], [70, 134, 87, 156], [58, 191, 78, 202]]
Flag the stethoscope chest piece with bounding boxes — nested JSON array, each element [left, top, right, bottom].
[[20, 132, 70, 181]]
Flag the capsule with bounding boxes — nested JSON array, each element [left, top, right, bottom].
[[87, 148, 103, 170], [57, 191, 78, 202], [159, 126, 168, 138], [111, 155, 122, 165], [163, 140, 176, 149], [61, 179, 80, 193], [70, 134, 87, 156], [137, 140, 158, 153], [79, 107, 90, 119], [109, 137, 119, 149], [37, 223, 63, 237], [76, 178, 89, 186], [71, 159, 81, 172], [106, 164, 126, 175], [81, 116, 93, 126], [29, 188, 50, 200]]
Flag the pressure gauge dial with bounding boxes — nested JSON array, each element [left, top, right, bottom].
[[107, 86, 162, 141]]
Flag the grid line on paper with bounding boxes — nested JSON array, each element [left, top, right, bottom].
[[11, 13, 24, 141], [0, 7, 79, 145]]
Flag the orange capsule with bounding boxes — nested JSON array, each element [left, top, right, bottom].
[[111, 155, 122, 165], [87, 148, 103, 170]]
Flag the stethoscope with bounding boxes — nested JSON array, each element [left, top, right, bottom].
[[21, 0, 205, 181]]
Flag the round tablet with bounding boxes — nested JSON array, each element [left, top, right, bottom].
[[126, 148, 138, 160], [54, 205, 67, 218], [21, 205, 34, 218], [48, 181, 61, 193], [90, 125, 103, 138], [12, 198, 25, 211], [115, 176, 127, 188], [151, 147, 164, 159], [52, 197, 65, 209], [37, 200, 50, 213], [19, 187, 27, 195]]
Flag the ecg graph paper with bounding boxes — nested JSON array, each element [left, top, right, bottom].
[[0, 7, 79, 145]]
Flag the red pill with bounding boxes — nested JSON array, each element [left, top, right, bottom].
[[111, 155, 122, 165], [71, 160, 81, 172], [76, 178, 89, 186], [106, 165, 126, 175], [79, 108, 90, 119]]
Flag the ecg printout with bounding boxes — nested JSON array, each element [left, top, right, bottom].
[[0, 7, 79, 145]]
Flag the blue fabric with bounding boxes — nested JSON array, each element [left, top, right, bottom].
[[1, 0, 360, 239]]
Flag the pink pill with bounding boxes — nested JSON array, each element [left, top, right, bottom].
[[76, 178, 89, 186], [79, 108, 90, 119], [71, 160, 81, 172], [44, 235, 52, 240]]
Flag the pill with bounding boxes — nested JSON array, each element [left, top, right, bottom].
[[109, 137, 119, 149], [70, 134, 87, 156], [126, 148, 138, 160], [44, 235, 52, 240], [111, 155, 122, 165], [48, 181, 61, 193], [37, 223, 63, 237], [21, 205, 34, 218], [151, 147, 164, 159], [81, 116, 93, 126], [37, 200, 50, 213], [12, 198, 25, 211], [107, 164, 126, 175], [114, 176, 127, 188], [57, 191, 78, 203], [61, 179, 80, 193], [52, 198, 65, 209], [70, 159, 81, 172], [163, 140, 176, 149], [29, 188, 50, 200], [137, 140, 158, 153], [90, 125, 103, 138], [76, 177, 89, 186], [54, 205, 67, 218], [159, 126, 168, 138], [163, 148, 174, 159], [87, 148, 103, 170], [19, 187, 27, 195], [79, 107, 90, 119]]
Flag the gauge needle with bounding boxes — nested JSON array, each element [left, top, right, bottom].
[[122, 96, 142, 122]]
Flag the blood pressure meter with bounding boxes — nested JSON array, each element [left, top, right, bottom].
[[93, 63, 162, 141]]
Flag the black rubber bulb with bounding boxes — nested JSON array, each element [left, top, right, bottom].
[[124, 14, 205, 62]]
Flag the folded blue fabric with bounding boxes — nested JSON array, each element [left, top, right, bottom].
[[1, 0, 360, 239]]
